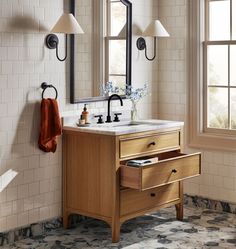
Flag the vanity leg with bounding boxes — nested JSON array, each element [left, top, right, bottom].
[[63, 211, 69, 229], [111, 220, 120, 243], [175, 202, 183, 220], [176, 181, 183, 220]]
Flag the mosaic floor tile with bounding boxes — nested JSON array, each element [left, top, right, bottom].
[[3, 206, 236, 249]]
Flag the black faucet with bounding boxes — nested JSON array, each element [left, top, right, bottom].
[[106, 94, 123, 123]]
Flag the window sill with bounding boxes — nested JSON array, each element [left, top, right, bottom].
[[188, 131, 236, 152]]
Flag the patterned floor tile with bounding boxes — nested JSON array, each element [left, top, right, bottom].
[[3, 206, 236, 249]]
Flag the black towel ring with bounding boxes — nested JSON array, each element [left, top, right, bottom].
[[41, 82, 58, 99]]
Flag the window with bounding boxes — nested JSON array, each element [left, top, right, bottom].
[[188, 0, 236, 150], [204, 0, 236, 132], [105, 0, 127, 90], [93, 0, 128, 95]]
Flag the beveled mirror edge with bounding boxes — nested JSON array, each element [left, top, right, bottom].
[[70, 0, 132, 104]]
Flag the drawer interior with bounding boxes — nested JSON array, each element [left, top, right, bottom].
[[120, 151, 201, 191], [121, 151, 186, 165]]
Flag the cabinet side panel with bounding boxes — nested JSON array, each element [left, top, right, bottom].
[[64, 132, 115, 218]]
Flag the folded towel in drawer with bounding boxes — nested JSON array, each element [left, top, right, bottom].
[[127, 157, 158, 167]]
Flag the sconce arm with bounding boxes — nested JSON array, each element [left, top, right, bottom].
[[55, 34, 67, 62], [136, 36, 157, 61], [45, 34, 68, 62], [145, 36, 156, 61]]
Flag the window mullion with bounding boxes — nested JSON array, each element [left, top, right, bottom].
[[107, 0, 111, 36], [230, 0, 232, 40], [205, 0, 210, 130], [203, 43, 208, 131], [228, 45, 231, 129], [204, 40, 236, 45], [205, 0, 209, 40], [229, 0, 232, 129]]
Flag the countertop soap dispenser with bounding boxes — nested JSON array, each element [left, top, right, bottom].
[[82, 104, 89, 124]]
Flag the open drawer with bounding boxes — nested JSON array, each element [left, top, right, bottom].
[[120, 151, 201, 191]]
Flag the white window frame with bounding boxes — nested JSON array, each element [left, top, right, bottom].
[[188, 0, 236, 151], [204, 0, 236, 134]]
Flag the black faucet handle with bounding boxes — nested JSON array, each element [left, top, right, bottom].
[[94, 115, 104, 124], [113, 113, 122, 122]]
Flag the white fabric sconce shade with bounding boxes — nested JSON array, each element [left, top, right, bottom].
[[45, 13, 84, 62], [136, 20, 170, 61], [118, 23, 127, 38], [51, 13, 84, 34]]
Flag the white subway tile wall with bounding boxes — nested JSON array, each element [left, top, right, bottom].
[[0, 0, 156, 232], [132, 0, 158, 118], [74, 0, 93, 99], [158, 0, 236, 204]]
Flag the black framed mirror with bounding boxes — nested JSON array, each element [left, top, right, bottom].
[[70, 0, 132, 103]]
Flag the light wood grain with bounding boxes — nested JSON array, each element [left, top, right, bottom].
[[120, 182, 179, 216], [120, 152, 201, 190], [111, 136, 121, 242], [175, 181, 183, 220], [63, 126, 200, 243], [63, 131, 115, 219], [62, 134, 69, 228], [120, 131, 180, 159]]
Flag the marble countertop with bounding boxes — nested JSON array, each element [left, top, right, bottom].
[[62, 118, 184, 136]]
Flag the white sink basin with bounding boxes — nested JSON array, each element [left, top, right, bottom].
[[112, 121, 167, 128], [93, 121, 144, 128], [90, 121, 168, 128]]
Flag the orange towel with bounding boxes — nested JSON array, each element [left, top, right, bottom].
[[38, 98, 62, 153]]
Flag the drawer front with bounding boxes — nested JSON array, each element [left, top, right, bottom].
[[120, 152, 201, 191], [120, 182, 179, 216], [120, 131, 180, 159]]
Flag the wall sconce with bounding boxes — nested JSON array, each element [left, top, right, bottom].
[[45, 13, 84, 62], [136, 20, 169, 61]]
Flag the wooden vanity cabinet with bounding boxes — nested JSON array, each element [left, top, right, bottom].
[[62, 127, 201, 242]]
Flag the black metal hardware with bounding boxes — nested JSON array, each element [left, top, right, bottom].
[[70, 0, 132, 103], [106, 94, 123, 123], [150, 193, 156, 197], [149, 142, 156, 146], [113, 113, 122, 122], [136, 36, 157, 61], [41, 82, 58, 99], [172, 169, 177, 173], [94, 115, 104, 124], [45, 34, 68, 62], [136, 37, 146, 50]]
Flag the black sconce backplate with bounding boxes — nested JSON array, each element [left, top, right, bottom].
[[136, 37, 146, 50], [46, 34, 59, 49]]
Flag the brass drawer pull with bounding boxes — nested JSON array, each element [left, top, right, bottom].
[[150, 193, 156, 197], [172, 169, 177, 173]]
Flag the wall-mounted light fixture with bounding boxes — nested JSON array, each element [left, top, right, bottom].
[[45, 13, 84, 62], [136, 20, 169, 61]]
